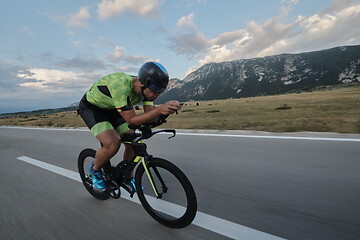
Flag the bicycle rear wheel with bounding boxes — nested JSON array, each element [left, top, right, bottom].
[[135, 157, 197, 228], [78, 148, 110, 200]]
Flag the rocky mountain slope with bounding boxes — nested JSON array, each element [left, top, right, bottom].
[[158, 45, 360, 102]]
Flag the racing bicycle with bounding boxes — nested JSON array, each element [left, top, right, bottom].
[[77, 115, 197, 228]]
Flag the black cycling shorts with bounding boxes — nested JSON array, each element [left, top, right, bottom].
[[78, 95, 129, 136]]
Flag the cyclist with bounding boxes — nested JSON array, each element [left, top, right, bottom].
[[78, 62, 181, 191]]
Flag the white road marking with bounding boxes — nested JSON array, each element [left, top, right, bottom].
[[2, 126, 360, 142], [17, 156, 81, 182], [171, 132, 360, 142], [17, 155, 285, 240]]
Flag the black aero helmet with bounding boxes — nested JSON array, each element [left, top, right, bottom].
[[138, 62, 169, 94]]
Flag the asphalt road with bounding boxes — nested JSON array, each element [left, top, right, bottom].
[[0, 127, 359, 240]]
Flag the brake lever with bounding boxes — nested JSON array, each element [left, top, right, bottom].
[[167, 130, 176, 139]]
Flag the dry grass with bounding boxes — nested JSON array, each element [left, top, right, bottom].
[[161, 83, 360, 133], [0, 111, 86, 128], [1, 83, 359, 133]]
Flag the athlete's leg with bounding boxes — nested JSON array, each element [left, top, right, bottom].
[[93, 129, 120, 171], [124, 143, 135, 162]]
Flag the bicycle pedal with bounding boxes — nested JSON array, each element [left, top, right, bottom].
[[121, 183, 135, 198], [109, 189, 121, 199], [105, 180, 120, 199]]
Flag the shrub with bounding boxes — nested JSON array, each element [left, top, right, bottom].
[[275, 104, 292, 110]]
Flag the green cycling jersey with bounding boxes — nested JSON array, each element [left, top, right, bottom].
[[85, 72, 153, 112]]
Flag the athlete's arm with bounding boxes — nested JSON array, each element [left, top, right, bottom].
[[120, 101, 180, 126], [143, 104, 155, 113]]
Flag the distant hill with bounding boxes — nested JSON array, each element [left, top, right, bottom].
[[0, 107, 78, 118], [157, 45, 360, 103]]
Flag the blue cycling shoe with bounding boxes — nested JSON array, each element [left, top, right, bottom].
[[125, 178, 144, 192], [89, 163, 106, 191]]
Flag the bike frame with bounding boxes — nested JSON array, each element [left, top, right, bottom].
[[106, 128, 176, 198]]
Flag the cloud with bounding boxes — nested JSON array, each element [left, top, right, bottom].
[[67, 6, 91, 29], [177, 13, 196, 30], [106, 46, 126, 62], [49, 6, 91, 30], [15, 67, 101, 94], [0, 61, 98, 94], [210, 29, 248, 47], [0, 61, 26, 89], [321, 0, 358, 14], [0, 60, 102, 113], [169, 13, 209, 57], [17, 68, 85, 92], [174, 1, 360, 76], [105, 46, 148, 64], [169, 32, 209, 57], [97, 0, 163, 19]]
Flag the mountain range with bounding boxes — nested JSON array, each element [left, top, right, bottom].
[[157, 45, 360, 103]]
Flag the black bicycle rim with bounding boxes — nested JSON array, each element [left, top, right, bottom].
[[78, 148, 109, 200], [135, 158, 197, 228]]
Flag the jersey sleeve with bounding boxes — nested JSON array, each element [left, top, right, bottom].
[[143, 98, 154, 106]]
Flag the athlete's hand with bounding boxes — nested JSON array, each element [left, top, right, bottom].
[[159, 100, 181, 115]]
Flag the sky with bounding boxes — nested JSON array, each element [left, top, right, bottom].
[[1, 0, 360, 114]]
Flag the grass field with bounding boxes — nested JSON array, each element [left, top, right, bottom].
[[1, 83, 359, 133]]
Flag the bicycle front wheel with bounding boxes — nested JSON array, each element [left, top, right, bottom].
[[135, 157, 197, 228]]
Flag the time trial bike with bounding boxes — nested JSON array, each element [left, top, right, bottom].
[[77, 115, 197, 228]]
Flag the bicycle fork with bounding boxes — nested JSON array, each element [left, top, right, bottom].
[[138, 156, 167, 199], [131, 142, 167, 199]]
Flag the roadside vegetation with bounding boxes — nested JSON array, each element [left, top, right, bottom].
[[1, 83, 359, 133]]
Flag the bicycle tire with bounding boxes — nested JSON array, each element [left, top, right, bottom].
[[135, 157, 197, 228], [78, 148, 110, 200]]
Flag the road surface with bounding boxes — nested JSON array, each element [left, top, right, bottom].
[[0, 126, 359, 239]]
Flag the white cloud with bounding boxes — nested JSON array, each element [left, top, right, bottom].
[[106, 46, 126, 62], [67, 6, 91, 29], [177, 13, 196, 30], [0, 62, 101, 113], [97, 0, 163, 19], [16, 68, 94, 93], [210, 29, 248, 47], [177, 1, 360, 76]]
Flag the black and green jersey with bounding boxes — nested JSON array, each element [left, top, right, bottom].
[[85, 72, 153, 112]]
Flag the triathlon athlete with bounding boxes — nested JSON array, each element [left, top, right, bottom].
[[78, 62, 181, 191]]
